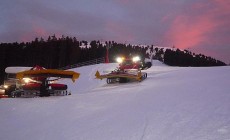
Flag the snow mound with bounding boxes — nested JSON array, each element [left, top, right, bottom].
[[151, 60, 167, 66]]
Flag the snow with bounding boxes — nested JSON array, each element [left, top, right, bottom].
[[5, 66, 32, 73], [1, 60, 230, 140]]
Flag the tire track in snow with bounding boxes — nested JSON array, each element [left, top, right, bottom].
[[140, 117, 149, 140]]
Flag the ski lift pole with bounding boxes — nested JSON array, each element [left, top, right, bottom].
[[105, 43, 111, 63]]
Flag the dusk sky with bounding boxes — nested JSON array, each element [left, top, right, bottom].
[[0, 0, 229, 63]]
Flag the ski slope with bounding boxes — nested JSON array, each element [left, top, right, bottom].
[[0, 60, 230, 140]]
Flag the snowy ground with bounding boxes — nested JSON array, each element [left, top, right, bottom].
[[0, 60, 230, 140]]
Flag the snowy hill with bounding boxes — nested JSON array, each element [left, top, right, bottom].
[[0, 60, 230, 140]]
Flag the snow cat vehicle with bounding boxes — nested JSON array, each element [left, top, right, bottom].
[[95, 56, 149, 84], [9, 65, 80, 98], [0, 66, 34, 98]]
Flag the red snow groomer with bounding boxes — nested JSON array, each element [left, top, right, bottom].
[[11, 65, 80, 97], [95, 56, 148, 84]]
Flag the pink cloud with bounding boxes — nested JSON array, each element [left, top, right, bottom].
[[19, 33, 32, 43], [214, 0, 230, 8], [167, 15, 217, 49], [166, 0, 230, 50], [33, 26, 47, 37], [19, 23, 49, 42], [19, 23, 63, 42]]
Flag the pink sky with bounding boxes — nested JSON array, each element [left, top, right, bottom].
[[164, 0, 230, 63], [0, 0, 229, 63]]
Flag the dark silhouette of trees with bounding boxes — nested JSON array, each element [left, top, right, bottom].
[[0, 36, 106, 84], [0, 35, 226, 84], [164, 49, 226, 66]]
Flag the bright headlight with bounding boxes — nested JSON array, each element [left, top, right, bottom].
[[3, 85, 8, 89], [132, 56, 140, 62], [23, 78, 31, 83], [116, 57, 124, 63]]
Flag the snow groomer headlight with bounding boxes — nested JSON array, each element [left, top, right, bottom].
[[132, 56, 140, 62], [23, 78, 31, 83], [116, 57, 124, 63], [3, 85, 8, 89]]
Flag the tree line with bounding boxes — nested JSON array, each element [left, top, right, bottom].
[[0, 35, 103, 84], [0, 35, 226, 84], [0, 35, 147, 84], [163, 49, 226, 67]]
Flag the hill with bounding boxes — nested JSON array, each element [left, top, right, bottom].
[[0, 37, 226, 84], [0, 60, 230, 140]]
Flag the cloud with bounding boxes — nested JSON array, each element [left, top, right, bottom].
[[0, 0, 229, 62], [166, 14, 217, 49], [166, 0, 230, 49], [162, 0, 230, 62], [105, 20, 135, 43]]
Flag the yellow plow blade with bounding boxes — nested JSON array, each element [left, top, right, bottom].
[[16, 69, 80, 82], [95, 70, 143, 81]]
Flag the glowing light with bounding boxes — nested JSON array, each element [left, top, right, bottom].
[[116, 57, 124, 63], [23, 78, 31, 83], [3, 85, 8, 89], [132, 56, 140, 62]]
